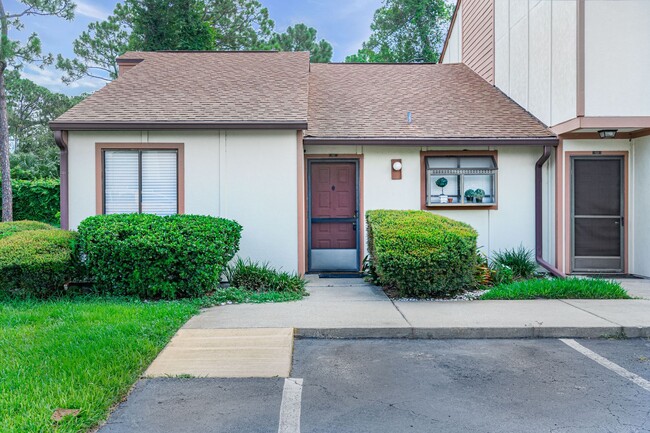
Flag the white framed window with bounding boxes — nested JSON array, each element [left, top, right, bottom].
[[424, 154, 497, 206], [103, 149, 178, 215]]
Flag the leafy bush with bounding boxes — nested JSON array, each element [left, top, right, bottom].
[[76, 214, 242, 299], [0, 179, 60, 225], [481, 277, 630, 300], [492, 245, 538, 280], [225, 258, 306, 293], [0, 228, 77, 298], [0, 220, 53, 240], [366, 210, 478, 297]]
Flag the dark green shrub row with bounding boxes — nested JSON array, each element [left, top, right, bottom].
[[366, 210, 478, 297], [225, 258, 306, 293], [0, 226, 77, 299], [76, 214, 242, 299], [0, 220, 54, 239], [0, 179, 60, 225]]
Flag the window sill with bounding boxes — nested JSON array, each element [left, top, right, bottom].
[[423, 203, 498, 210]]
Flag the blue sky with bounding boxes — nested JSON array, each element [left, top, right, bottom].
[[7, 0, 383, 95]]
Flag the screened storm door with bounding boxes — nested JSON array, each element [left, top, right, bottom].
[[571, 156, 624, 273], [308, 160, 360, 272]]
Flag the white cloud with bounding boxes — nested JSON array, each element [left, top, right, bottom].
[[21, 64, 105, 95], [75, 0, 110, 20]]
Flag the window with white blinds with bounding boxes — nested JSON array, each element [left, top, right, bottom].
[[103, 149, 178, 215]]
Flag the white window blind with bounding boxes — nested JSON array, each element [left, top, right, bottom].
[[103, 149, 178, 215], [104, 151, 139, 214], [141, 151, 178, 216]]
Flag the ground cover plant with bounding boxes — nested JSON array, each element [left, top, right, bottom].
[[0, 298, 199, 433], [366, 210, 478, 297], [225, 258, 307, 294], [480, 277, 630, 300]]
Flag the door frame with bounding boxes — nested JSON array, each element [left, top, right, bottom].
[[565, 151, 628, 274], [305, 154, 364, 273]]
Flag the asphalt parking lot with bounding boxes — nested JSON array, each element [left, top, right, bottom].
[[99, 338, 650, 433]]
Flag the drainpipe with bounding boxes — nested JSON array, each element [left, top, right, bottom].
[[535, 145, 565, 277], [53, 130, 69, 231]]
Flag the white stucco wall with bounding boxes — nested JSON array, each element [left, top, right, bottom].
[[584, 0, 650, 117], [494, 0, 577, 126], [67, 129, 299, 272], [441, 2, 462, 64], [632, 136, 650, 277], [306, 145, 551, 261]]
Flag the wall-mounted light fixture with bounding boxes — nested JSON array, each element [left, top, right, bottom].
[[598, 129, 618, 139], [391, 159, 402, 180]]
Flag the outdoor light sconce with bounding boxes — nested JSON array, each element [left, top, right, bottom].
[[391, 159, 402, 180], [598, 129, 618, 139]]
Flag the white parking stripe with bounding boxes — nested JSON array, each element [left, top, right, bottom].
[[560, 339, 650, 392], [278, 378, 303, 433]]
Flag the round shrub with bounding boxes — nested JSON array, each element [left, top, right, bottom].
[[76, 214, 242, 299], [0, 229, 77, 298], [366, 210, 478, 297], [0, 220, 54, 240]]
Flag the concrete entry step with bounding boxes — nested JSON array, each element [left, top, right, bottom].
[[144, 328, 294, 378]]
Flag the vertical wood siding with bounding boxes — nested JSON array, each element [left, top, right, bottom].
[[461, 0, 495, 84]]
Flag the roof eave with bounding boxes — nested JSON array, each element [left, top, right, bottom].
[[302, 136, 559, 146], [49, 121, 308, 131]]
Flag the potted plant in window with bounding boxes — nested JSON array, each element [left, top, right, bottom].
[[436, 177, 448, 203], [464, 189, 475, 203], [474, 188, 486, 203]]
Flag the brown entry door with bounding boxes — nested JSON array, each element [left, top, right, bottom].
[[571, 156, 624, 273], [308, 161, 359, 271]]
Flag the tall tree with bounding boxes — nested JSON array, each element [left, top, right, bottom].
[[0, 0, 75, 221], [270, 23, 332, 63], [345, 0, 452, 63], [57, 4, 131, 83], [207, 0, 274, 50], [128, 0, 216, 51]]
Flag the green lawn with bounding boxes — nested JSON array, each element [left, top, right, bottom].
[[0, 298, 199, 433], [480, 277, 631, 300]]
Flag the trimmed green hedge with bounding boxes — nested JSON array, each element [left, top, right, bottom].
[[77, 214, 242, 299], [0, 220, 54, 240], [367, 210, 478, 297], [0, 179, 60, 225], [0, 227, 77, 298]]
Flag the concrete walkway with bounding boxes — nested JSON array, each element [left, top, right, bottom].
[[183, 276, 650, 339]]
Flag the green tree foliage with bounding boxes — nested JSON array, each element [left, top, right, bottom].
[[128, 0, 216, 51], [0, 0, 75, 221], [207, 0, 274, 50], [4, 70, 84, 179], [270, 23, 332, 63], [345, 0, 453, 63], [57, 4, 131, 82]]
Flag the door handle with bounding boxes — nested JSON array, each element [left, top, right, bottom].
[[352, 222, 357, 231]]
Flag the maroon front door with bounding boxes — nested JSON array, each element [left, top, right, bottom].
[[308, 161, 359, 271]]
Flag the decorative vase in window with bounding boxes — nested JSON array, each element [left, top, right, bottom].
[[436, 177, 448, 204], [474, 188, 486, 203], [464, 189, 475, 203]]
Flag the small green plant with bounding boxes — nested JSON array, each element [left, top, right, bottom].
[[435, 177, 448, 195], [464, 189, 475, 202], [492, 245, 537, 280], [225, 258, 306, 294], [490, 263, 514, 286], [474, 188, 486, 203]]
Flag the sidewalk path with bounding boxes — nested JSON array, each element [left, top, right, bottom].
[[183, 276, 650, 339]]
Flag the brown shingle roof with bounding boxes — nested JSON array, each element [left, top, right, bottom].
[[306, 62, 553, 140], [51, 51, 310, 129], [51, 52, 554, 141]]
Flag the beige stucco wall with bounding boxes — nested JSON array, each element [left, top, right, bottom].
[[584, 1, 650, 117], [632, 136, 650, 277], [494, 0, 577, 126], [441, 1, 462, 64], [305, 145, 552, 262], [67, 129, 299, 272]]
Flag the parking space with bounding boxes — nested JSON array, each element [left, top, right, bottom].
[[99, 339, 650, 433]]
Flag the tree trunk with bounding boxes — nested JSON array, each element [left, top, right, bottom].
[[0, 0, 11, 221]]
